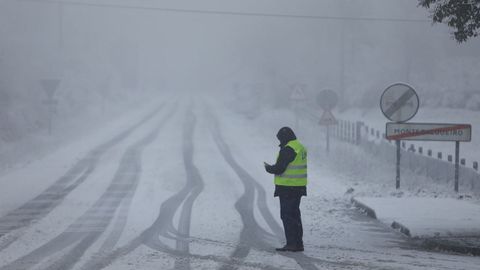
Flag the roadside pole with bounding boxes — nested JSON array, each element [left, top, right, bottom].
[[290, 84, 306, 131], [319, 110, 337, 154], [317, 90, 338, 155], [387, 122, 471, 192], [326, 125, 330, 153], [396, 140, 401, 189], [380, 83, 419, 190], [455, 141, 460, 192]]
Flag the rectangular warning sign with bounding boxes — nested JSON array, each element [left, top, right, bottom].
[[386, 122, 472, 142]]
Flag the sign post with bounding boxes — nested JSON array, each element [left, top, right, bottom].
[[290, 84, 306, 131], [396, 140, 401, 189], [380, 83, 419, 189], [386, 122, 472, 192], [455, 141, 460, 192], [317, 90, 339, 154], [319, 110, 338, 153], [41, 79, 60, 135]]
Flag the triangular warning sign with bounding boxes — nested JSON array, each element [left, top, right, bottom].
[[41, 79, 60, 99], [290, 87, 306, 101], [319, 110, 338, 125]]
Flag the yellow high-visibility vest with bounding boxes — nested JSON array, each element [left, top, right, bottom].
[[274, 139, 307, 186]]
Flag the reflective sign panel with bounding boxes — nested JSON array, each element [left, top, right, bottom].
[[386, 122, 471, 142]]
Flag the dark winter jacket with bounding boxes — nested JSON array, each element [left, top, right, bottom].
[[265, 127, 307, 197]]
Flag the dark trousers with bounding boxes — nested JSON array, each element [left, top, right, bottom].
[[279, 194, 303, 247]]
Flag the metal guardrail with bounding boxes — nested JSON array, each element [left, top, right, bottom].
[[328, 118, 480, 193]]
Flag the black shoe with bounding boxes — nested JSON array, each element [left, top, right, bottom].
[[275, 245, 304, 252]]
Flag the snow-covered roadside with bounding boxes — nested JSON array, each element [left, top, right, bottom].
[[298, 104, 480, 255], [0, 96, 164, 217], [0, 101, 178, 269], [339, 107, 480, 169], [0, 92, 165, 175], [213, 101, 480, 269], [353, 197, 480, 238], [287, 104, 480, 199], [0, 107, 164, 267]]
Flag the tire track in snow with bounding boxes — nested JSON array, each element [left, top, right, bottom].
[[81, 107, 367, 270], [0, 104, 163, 251], [174, 108, 205, 270], [80, 108, 204, 270], [207, 107, 387, 270], [0, 104, 177, 270], [206, 107, 341, 270]]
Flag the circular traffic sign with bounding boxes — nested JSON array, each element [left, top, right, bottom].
[[380, 83, 419, 122], [317, 89, 338, 110]]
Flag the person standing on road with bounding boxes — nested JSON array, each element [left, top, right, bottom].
[[264, 127, 307, 252]]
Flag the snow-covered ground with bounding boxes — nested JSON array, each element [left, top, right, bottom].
[[0, 94, 479, 270], [354, 197, 480, 238]]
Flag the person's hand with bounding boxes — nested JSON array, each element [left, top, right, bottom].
[[264, 162, 272, 173]]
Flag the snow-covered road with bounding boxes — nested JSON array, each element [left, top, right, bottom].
[[0, 99, 478, 270]]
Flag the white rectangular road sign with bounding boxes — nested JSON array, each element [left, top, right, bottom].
[[386, 122, 471, 142]]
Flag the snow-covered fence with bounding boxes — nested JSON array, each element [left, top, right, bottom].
[[332, 119, 480, 193]]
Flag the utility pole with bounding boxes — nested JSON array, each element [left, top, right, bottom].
[[339, 20, 346, 109], [58, 2, 64, 49]]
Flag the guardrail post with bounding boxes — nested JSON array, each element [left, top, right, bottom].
[[461, 158, 465, 166], [438, 152, 442, 160], [448, 155, 453, 162], [473, 161, 478, 190], [334, 121, 338, 138], [419, 147, 423, 154], [346, 121, 350, 143], [401, 142, 406, 149], [351, 122, 355, 143], [408, 144, 415, 152], [376, 130, 380, 139], [352, 122, 356, 143], [338, 121, 341, 139], [428, 149, 432, 157], [356, 121, 362, 145], [339, 120, 343, 141]]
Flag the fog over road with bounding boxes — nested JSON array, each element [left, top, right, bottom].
[[0, 99, 477, 270]]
